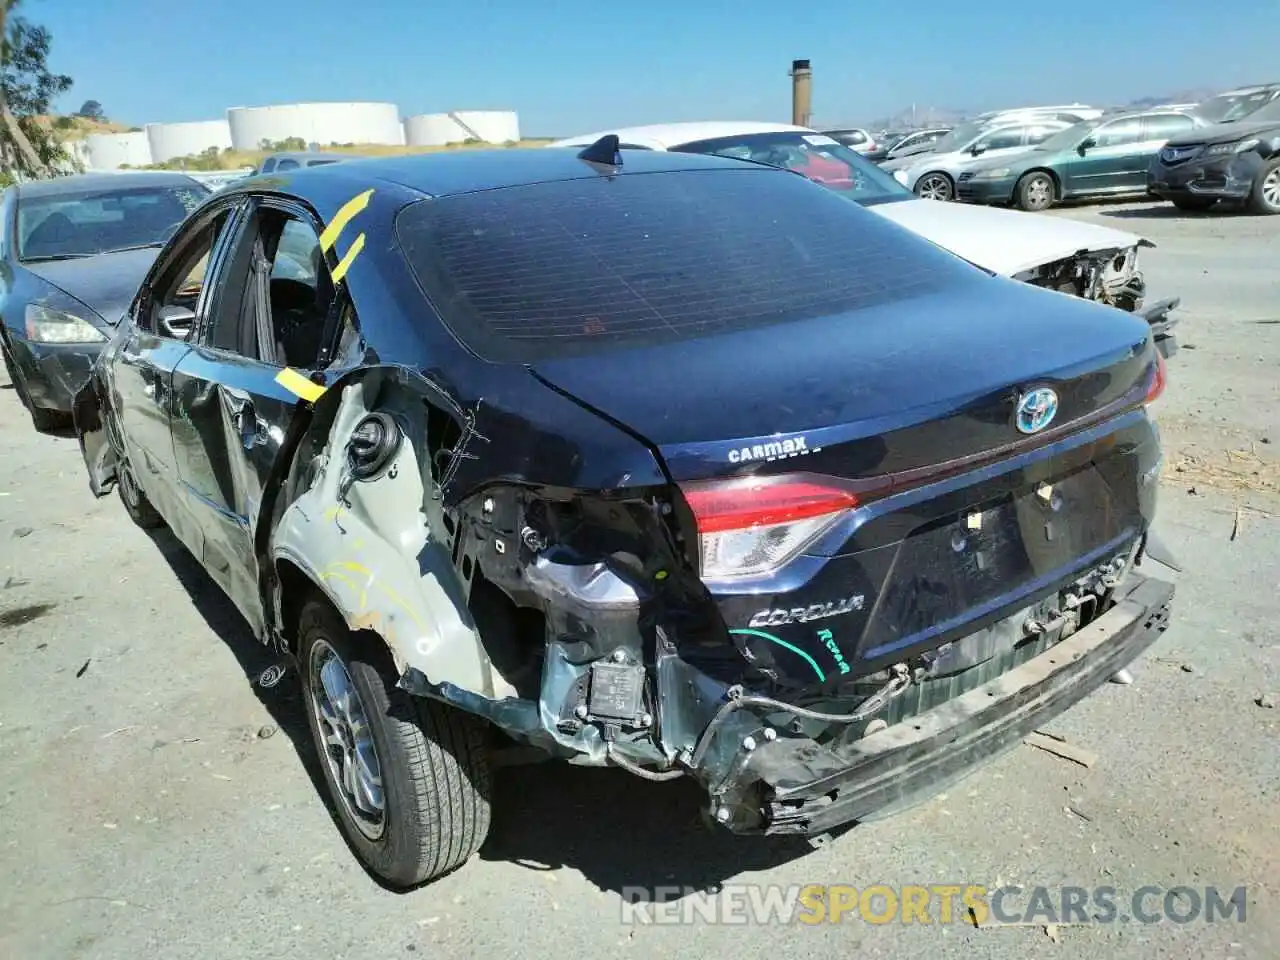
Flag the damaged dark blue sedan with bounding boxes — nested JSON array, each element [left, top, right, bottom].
[[73, 138, 1178, 889]]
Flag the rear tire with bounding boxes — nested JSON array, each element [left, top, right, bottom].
[[298, 595, 492, 889], [914, 172, 953, 201], [1246, 159, 1280, 215], [1170, 195, 1216, 212], [1014, 171, 1056, 212]]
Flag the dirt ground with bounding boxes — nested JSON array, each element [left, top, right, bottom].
[[0, 199, 1277, 959]]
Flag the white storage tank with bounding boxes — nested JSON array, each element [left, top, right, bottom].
[[146, 119, 233, 163], [227, 102, 403, 150], [403, 110, 520, 146], [84, 131, 153, 170]]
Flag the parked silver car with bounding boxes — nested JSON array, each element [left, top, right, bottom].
[[881, 116, 1075, 200]]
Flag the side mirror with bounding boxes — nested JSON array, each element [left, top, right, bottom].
[[1078, 136, 1097, 153], [158, 304, 195, 340], [970, 143, 987, 156]]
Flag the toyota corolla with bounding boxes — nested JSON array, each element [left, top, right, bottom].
[[72, 141, 1178, 889]]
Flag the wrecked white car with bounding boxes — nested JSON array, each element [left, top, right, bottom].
[[547, 122, 1180, 356], [73, 146, 1178, 888]]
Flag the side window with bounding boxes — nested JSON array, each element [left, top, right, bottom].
[[1092, 118, 1143, 147], [259, 160, 275, 174], [145, 207, 235, 338], [1025, 125, 1060, 146], [276, 159, 300, 171], [973, 127, 1025, 151], [204, 205, 335, 369], [1141, 114, 1194, 141]]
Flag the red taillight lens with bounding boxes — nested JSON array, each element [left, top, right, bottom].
[[680, 476, 858, 579], [1145, 350, 1167, 404]]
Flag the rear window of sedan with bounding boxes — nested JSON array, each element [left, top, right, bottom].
[[395, 167, 972, 362]]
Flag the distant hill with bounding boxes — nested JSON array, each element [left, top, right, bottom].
[[34, 114, 135, 140]]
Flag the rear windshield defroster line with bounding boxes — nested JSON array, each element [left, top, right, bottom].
[[394, 168, 968, 363]]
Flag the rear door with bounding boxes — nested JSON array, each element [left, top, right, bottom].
[[111, 198, 244, 536], [1062, 117, 1144, 195], [169, 194, 346, 631]]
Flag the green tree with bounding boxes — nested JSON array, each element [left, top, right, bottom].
[[0, 0, 73, 179], [75, 98, 103, 120]]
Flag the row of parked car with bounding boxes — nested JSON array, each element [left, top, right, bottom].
[[0, 132, 1180, 893], [819, 83, 1280, 215], [819, 82, 1280, 215]]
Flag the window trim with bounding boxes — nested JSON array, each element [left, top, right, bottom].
[[195, 193, 342, 371], [136, 195, 247, 339]]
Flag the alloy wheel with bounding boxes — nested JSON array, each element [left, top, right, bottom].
[[308, 638, 386, 840], [1263, 168, 1280, 211], [916, 174, 952, 201]]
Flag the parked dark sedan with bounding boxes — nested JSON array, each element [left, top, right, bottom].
[[73, 141, 1176, 889], [0, 172, 209, 429], [957, 110, 1209, 210], [1148, 93, 1280, 214]]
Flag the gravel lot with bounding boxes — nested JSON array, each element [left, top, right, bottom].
[[1, 199, 1277, 959]]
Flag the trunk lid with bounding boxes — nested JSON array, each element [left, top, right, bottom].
[[530, 273, 1155, 486]]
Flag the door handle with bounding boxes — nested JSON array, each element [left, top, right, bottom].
[[232, 402, 267, 448]]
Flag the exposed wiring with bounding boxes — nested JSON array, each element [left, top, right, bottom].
[[605, 742, 684, 781]]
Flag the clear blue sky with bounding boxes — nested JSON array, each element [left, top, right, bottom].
[[31, 0, 1280, 135]]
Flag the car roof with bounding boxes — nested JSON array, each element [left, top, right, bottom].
[[227, 145, 778, 200], [14, 170, 201, 198], [546, 121, 808, 150]]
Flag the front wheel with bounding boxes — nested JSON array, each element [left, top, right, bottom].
[[1246, 159, 1280, 215], [2, 346, 69, 432], [914, 172, 954, 201], [1015, 172, 1056, 212], [116, 449, 164, 529], [298, 596, 492, 888]]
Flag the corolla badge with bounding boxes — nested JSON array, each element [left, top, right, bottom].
[[1015, 387, 1059, 434]]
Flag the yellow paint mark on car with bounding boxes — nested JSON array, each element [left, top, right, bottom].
[[318, 188, 374, 252], [331, 233, 365, 283], [274, 367, 327, 403]]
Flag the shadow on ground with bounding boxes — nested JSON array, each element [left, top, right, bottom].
[[480, 762, 819, 897], [143, 526, 330, 805], [1098, 204, 1246, 220], [141, 525, 820, 897]]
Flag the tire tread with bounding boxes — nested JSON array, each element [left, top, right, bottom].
[[298, 596, 491, 887]]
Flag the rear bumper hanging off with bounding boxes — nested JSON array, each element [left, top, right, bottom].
[[711, 569, 1175, 835], [1139, 297, 1180, 359]]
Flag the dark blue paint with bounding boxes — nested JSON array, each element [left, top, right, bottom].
[[85, 148, 1167, 689]]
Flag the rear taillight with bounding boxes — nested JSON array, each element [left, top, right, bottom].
[[679, 475, 858, 580], [1144, 350, 1167, 404]]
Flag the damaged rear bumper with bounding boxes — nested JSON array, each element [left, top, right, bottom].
[[1140, 297, 1180, 359], [711, 568, 1174, 836]]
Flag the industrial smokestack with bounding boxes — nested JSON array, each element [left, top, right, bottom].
[[789, 59, 812, 128]]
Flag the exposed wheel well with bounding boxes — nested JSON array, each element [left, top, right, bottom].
[[275, 557, 316, 653]]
